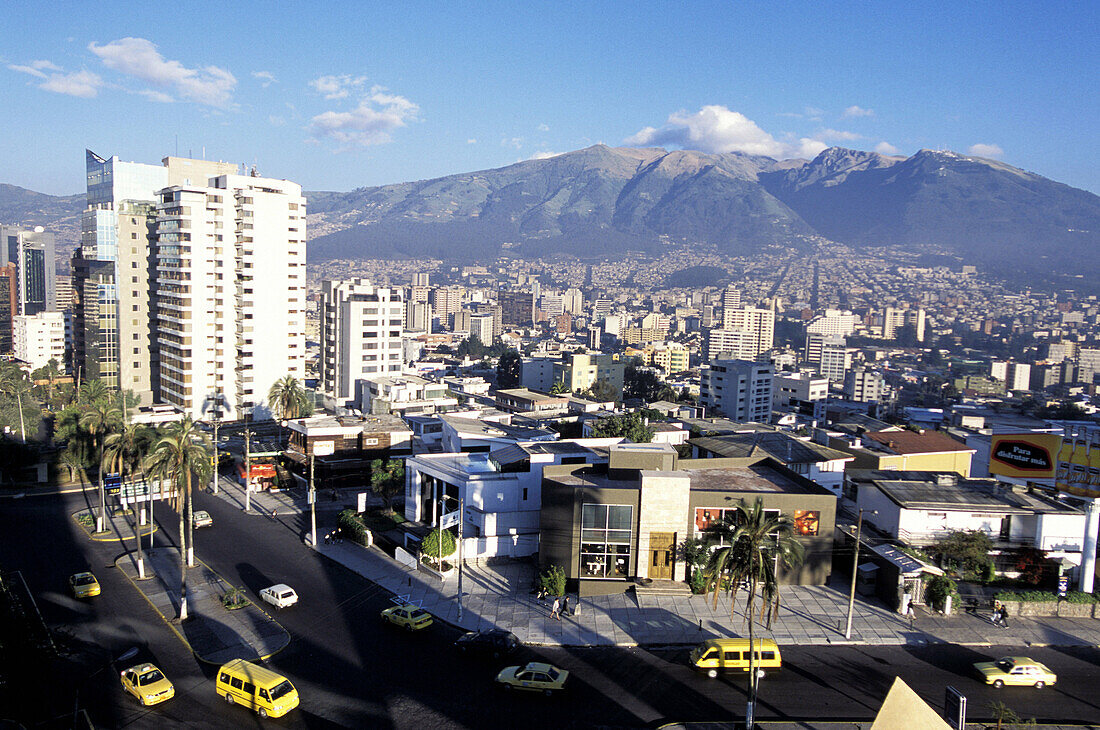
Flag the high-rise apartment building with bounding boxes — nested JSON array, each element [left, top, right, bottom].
[[54, 275, 73, 312], [321, 279, 404, 402], [500, 289, 536, 326], [430, 287, 462, 324], [1, 226, 56, 315], [721, 287, 741, 312], [470, 313, 495, 344], [154, 168, 306, 420], [700, 360, 773, 423], [412, 272, 430, 287], [806, 309, 859, 338], [563, 287, 584, 314], [13, 311, 66, 372], [405, 301, 432, 332], [646, 341, 689, 374], [991, 360, 1032, 392], [883, 306, 926, 342], [706, 327, 752, 362], [843, 367, 884, 403], [721, 306, 774, 354]]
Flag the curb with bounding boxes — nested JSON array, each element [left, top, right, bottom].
[[72, 509, 157, 543], [114, 553, 192, 652], [191, 553, 292, 663]]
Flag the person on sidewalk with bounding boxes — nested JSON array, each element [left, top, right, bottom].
[[550, 596, 561, 620], [905, 602, 916, 627], [561, 595, 570, 617], [996, 604, 1009, 629]]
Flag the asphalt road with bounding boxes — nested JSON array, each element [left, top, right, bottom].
[[3, 485, 1100, 729]]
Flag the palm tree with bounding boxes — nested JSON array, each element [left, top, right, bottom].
[[105, 422, 154, 578], [0, 368, 32, 443], [703, 499, 805, 729], [78, 378, 109, 406], [268, 375, 311, 446], [145, 418, 211, 620], [80, 401, 122, 532]]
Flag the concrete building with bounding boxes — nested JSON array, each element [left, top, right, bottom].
[[286, 413, 412, 491], [321, 279, 405, 402], [1, 226, 56, 315], [840, 428, 977, 477], [154, 167, 306, 420], [0, 264, 15, 355], [772, 371, 829, 407], [553, 352, 625, 398], [13, 311, 65, 372], [470, 313, 495, 344], [991, 360, 1032, 392], [500, 289, 536, 326], [358, 374, 457, 416], [720, 306, 774, 356], [430, 287, 462, 324], [884, 306, 926, 342], [405, 301, 432, 332], [54, 275, 73, 312], [563, 288, 584, 315], [805, 309, 859, 338], [690, 431, 854, 496], [844, 367, 884, 403], [539, 443, 836, 595], [646, 342, 689, 374], [700, 359, 773, 423]]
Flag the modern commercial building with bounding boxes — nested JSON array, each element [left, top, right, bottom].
[[0, 264, 15, 355], [699, 359, 773, 423], [13, 311, 66, 372], [805, 309, 860, 338], [1, 226, 56, 315], [154, 167, 306, 420], [470, 313, 495, 344], [539, 443, 836, 595], [320, 279, 404, 402]]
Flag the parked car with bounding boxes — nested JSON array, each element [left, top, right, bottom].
[[70, 572, 101, 598], [974, 656, 1057, 688], [120, 663, 175, 706], [381, 604, 433, 631], [192, 510, 213, 528], [495, 662, 569, 695], [455, 629, 519, 658], [259, 584, 298, 609]]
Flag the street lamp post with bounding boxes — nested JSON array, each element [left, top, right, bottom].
[[309, 450, 317, 547], [844, 508, 875, 640], [211, 402, 222, 495], [243, 412, 254, 514]]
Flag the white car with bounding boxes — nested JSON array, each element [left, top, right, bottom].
[[260, 584, 298, 609]]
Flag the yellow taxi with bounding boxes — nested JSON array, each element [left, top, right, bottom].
[[120, 663, 175, 706], [974, 656, 1057, 689], [70, 572, 101, 598], [381, 604, 434, 631], [495, 662, 569, 695]]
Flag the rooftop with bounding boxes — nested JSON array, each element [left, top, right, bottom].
[[851, 470, 1081, 514], [863, 429, 974, 455], [691, 432, 853, 465]]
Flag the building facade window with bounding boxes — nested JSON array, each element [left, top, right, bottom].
[[581, 503, 632, 578]]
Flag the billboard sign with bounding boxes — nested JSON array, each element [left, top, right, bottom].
[[1056, 426, 1100, 499], [989, 434, 1060, 479]]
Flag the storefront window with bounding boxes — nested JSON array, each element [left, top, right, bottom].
[[581, 504, 633, 578]]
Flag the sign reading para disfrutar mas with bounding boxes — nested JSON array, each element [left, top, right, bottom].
[[989, 434, 1060, 479]]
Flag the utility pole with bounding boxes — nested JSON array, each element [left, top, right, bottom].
[[457, 491, 464, 621], [309, 451, 317, 547], [211, 410, 221, 495], [243, 416, 254, 514], [845, 508, 866, 640]]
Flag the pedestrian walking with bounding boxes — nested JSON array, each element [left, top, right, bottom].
[[905, 602, 915, 626], [536, 585, 548, 602], [997, 605, 1009, 629], [561, 595, 570, 617], [550, 596, 561, 620]]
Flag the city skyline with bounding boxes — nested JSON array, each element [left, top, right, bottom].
[[2, 2, 1097, 197]]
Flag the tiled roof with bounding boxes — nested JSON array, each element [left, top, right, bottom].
[[864, 429, 974, 454]]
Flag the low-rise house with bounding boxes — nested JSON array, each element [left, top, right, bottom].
[[840, 429, 977, 477], [286, 413, 412, 490], [439, 413, 558, 453], [358, 374, 459, 416], [495, 388, 570, 415], [846, 469, 1085, 572]]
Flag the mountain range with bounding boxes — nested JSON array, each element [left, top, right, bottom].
[[3, 145, 1097, 281]]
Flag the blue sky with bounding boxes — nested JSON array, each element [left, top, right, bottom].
[[3, 2, 1097, 195]]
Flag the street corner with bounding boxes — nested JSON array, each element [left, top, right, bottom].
[[71, 508, 157, 543]]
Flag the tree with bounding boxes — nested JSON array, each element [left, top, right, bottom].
[[0, 366, 35, 443], [677, 535, 710, 594], [268, 375, 312, 421], [936, 529, 994, 575], [144, 418, 212, 620], [584, 378, 619, 403], [370, 458, 405, 513], [421, 528, 456, 567], [496, 350, 522, 389], [80, 401, 122, 532], [590, 412, 654, 443], [105, 421, 155, 578], [538, 564, 567, 597], [549, 380, 570, 395], [703, 499, 805, 727]]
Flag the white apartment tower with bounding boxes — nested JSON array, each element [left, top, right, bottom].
[[700, 359, 773, 423], [155, 169, 306, 420], [13, 311, 66, 372], [321, 279, 405, 402]]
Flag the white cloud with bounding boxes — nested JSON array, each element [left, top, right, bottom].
[[88, 37, 236, 107], [466, 138, 477, 144], [842, 105, 874, 118], [269, 115, 286, 126], [309, 74, 366, 100], [537, 123, 550, 132], [252, 70, 276, 87], [501, 137, 523, 149], [139, 89, 174, 103], [529, 150, 561, 160], [39, 69, 102, 98], [628, 105, 835, 159], [967, 143, 1004, 158], [8, 59, 63, 79], [309, 86, 419, 148], [875, 141, 901, 155]]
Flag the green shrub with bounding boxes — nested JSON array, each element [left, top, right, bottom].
[[925, 575, 958, 610], [222, 587, 249, 610], [1065, 591, 1097, 604], [996, 590, 1057, 603], [76, 513, 94, 529], [337, 508, 369, 546], [420, 528, 456, 565], [539, 564, 567, 597], [689, 570, 709, 595]]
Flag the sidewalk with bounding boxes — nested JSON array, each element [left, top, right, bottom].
[[212, 477, 1100, 649], [115, 546, 290, 664]]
